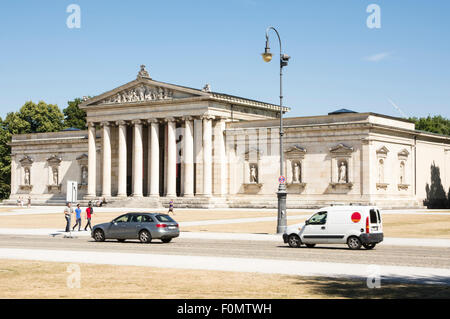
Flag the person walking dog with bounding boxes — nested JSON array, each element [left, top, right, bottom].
[[72, 204, 82, 231], [84, 202, 94, 231], [64, 202, 73, 233]]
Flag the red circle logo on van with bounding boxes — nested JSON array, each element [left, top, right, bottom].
[[351, 212, 361, 223]]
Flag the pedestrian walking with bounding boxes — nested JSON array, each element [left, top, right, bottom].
[[168, 199, 175, 215], [84, 202, 93, 231], [27, 196, 31, 208], [64, 202, 73, 233], [72, 204, 82, 231]]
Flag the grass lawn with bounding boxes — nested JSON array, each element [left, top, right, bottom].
[[0, 259, 448, 299]]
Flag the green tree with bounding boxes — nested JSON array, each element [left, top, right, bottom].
[[409, 115, 450, 136], [63, 98, 86, 130], [18, 101, 64, 133]]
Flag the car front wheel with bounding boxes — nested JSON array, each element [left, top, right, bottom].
[[347, 236, 362, 250], [139, 230, 152, 243], [93, 229, 105, 242], [288, 234, 301, 248]]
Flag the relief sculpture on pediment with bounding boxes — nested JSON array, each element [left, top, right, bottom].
[[98, 84, 174, 105]]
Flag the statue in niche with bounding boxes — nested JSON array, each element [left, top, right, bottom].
[[399, 161, 405, 184], [338, 161, 347, 183], [81, 166, 88, 185], [52, 167, 59, 185], [250, 164, 258, 183], [378, 159, 384, 183], [292, 162, 301, 183], [24, 168, 30, 185]]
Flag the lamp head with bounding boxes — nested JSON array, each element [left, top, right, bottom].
[[261, 42, 272, 63]]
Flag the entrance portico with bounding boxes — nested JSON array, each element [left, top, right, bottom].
[[80, 65, 282, 203]]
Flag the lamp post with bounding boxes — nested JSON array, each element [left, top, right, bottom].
[[261, 26, 290, 234]]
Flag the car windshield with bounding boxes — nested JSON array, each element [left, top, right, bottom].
[[155, 214, 175, 223]]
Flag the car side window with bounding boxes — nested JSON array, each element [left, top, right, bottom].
[[114, 214, 129, 223], [130, 215, 142, 223], [308, 211, 327, 225], [141, 215, 153, 223]]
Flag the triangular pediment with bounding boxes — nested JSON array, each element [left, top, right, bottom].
[[330, 143, 353, 154], [376, 146, 389, 155], [81, 78, 210, 108], [285, 145, 306, 154]]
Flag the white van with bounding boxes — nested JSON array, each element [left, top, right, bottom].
[[283, 206, 384, 250]]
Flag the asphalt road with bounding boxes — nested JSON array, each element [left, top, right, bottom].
[[0, 234, 449, 269]]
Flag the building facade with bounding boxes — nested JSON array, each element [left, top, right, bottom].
[[7, 66, 450, 208]]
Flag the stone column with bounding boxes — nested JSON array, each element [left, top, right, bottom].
[[148, 119, 160, 197], [132, 120, 143, 198], [213, 117, 227, 195], [87, 122, 97, 198], [101, 122, 112, 197], [202, 115, 214, 196], [183, 116, 194, 197], [116, 120, 127, 198], [165, 117, 177, 197]]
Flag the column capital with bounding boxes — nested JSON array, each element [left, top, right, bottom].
[[200, 114, 215, 121], [182, 116, 194, 121], [147, 118, 161, 124], [131, 119, 142, 125], [87, 121, 96, 128], [100, 121, 111, 127], [164, 117, 176, 123], [115, 120, 127, 126]]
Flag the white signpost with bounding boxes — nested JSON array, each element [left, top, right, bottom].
[[66, 181, 78, 204], [64, 181, 78, 239]]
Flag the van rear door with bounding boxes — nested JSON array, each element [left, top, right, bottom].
[[369, 208, 382, 233]]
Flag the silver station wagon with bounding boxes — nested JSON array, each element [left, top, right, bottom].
[[92, 212, 179, 243]]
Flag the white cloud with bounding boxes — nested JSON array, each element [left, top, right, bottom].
[[363, 52, 393, 62]]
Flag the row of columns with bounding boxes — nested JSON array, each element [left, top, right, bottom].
[[86, 115, 218, 199]]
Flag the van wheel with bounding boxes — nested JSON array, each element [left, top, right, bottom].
[[288, 234, 301, 248], [363, 243, 376, 250], [305, 244, 316, 248], [347, 236, 362, 250]]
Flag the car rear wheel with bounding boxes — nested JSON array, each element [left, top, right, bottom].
[[347, 236, 362, 250], [363, 243, 376, 250], [288, 234, 301, 248], [139, 230, 152, 243], [93, 229, 105, 242], [305, 243, 316, 248], [161, 238, 172, 243]]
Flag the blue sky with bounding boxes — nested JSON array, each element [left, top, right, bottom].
[[0, 0, 449, 119]]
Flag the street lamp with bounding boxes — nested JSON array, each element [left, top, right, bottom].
[[261, 26, 290, 234]]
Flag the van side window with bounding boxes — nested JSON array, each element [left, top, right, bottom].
[[308, 211, 327, 225], [370, 209, 378, 224]]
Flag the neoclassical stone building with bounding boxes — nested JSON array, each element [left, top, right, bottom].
[[7, 66, 450, 208]]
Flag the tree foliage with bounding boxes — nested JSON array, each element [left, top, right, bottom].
[[409, 115, 450, 136], [63, 98, 86, 130]]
